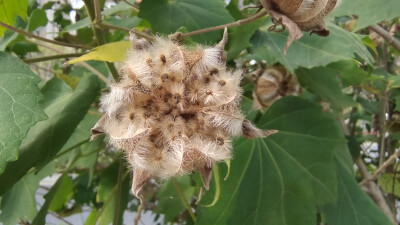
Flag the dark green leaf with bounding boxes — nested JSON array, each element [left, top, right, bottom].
[[32, 174, 73, 225], [296, 65, 357, 110], [27, 9, 47, 32], [0, 52, 47, 173], [0, 162, 55, 225], [138, 0, 234, 43], [0, 75, 100, 195], [332, 0, 400, 30], [97, 162, 130, 225], [322, 156, 393, 225], [197, 96, 343, 225], [250, 24, 373, 73]]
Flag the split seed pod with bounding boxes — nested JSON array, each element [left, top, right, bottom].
[[91, 28, 277, 201], [251, 64, 300, 110], [261, 0, 341, 53]]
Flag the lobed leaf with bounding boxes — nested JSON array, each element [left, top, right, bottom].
[[197, 96, 343, 225], [250, 24, 373, 73], [138, 0, 234, 43], [0, 75, 100, 195], [0, 52, 47, 173]]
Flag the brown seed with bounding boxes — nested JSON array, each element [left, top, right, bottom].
[[216, 137, 224, 145], [164, 93, 172, 102], [218, 80, 226, 86], [204, 77, 210, 84], [206, 90, 212, 95], [174, 94, 181, 103], [210, 68, 218, 75], [161, 74, 169, 82], [129, 113, 135, 120], [160, 54, 166, 64]]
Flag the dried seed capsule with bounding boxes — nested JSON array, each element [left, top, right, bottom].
[[90, 28, 277, 201]]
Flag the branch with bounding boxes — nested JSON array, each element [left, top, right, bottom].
[[84, 0, 119, 81], [97, 22, 154, 41], [370, 24, 400, 52], [0, 21, 91, 50], [133, 202, 144, 225], [356, 158, 396, 224], [360, 150, 400, 186], [174, 10, 267, 40], [29, 39, 111, 85], [23, 53, 84, 64]]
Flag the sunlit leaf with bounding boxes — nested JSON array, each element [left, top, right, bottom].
[[67, 41, 130, 64], [0, 0, 28, 36]]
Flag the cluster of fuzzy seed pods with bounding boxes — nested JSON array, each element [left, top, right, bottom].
[[90, 29, 276, 200], [261, 0, 341, 53]]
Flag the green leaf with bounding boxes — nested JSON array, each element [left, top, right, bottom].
[[0, 173, 39, 225], [32, 174, 73, 225], [27, 8, 47, 32], [0, 52, 47, 173], [68, 41, 130, 64], [0, 16, 26, 51], [226, 18, 265, 61], [322, 157, 393, 225], [0, 0, 28, 36], [296, 65, 357, 110], [96, 162, 130, 225], [155, 175, 195, 223], [0, 74, 100, 195], [250, 24, 373, 73], [0, 162, 55, 225], [197, 96, 344, 225], [332, 0, 400, 31], [225, 1, 266, 61], [388, 76, 400, 89], [326, 60, 371, 87], [138, 0, 234, 43], [378, 173, 400, 198]]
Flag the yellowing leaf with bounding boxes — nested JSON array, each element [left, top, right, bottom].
[[68, 41, 130, 64]]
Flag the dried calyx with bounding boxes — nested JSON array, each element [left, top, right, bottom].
[[90, 28, 277, 201], [260, 0, 341, 54], [251, 64, 300, 110]]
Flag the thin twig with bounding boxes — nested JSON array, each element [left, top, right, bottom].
[[84, 0, 119, 81], [0, 21, 91, 50], [97, 22, 154, 41], [134, 202, 144, 225], [29, 39, 111, 85], [24, 53, 84, 64], [370, 24, 400, 52], [122, 0, 139, 12], [172, 178, 197, 222], [356, 158, 396, 224], [77, 62, 111, 85], [177, 10, 267, 39], [49, 212, 74, 225], [360, 150, 400, 186]]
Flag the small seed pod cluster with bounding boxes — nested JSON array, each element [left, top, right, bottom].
[[260, 0, 341, 53], [252, 65, 300, 110], [90, 29, 277, 200]]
